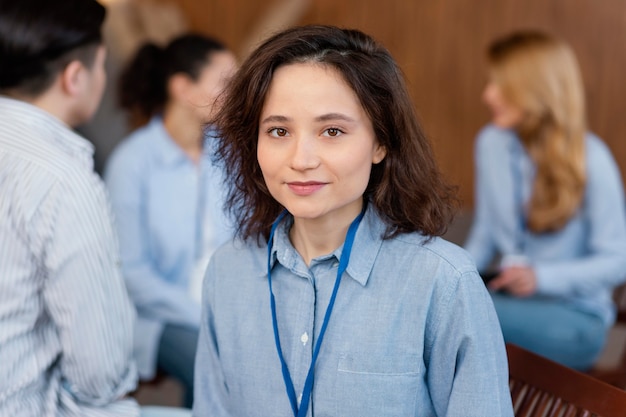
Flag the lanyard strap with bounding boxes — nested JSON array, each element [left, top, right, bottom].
[[267, 207, 365, 417]]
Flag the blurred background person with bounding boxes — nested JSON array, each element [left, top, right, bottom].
[[104, 33, 237, 408], [79, 0, 189, 174], [0, 0, 189, 416], [464, 30, 626, 370]]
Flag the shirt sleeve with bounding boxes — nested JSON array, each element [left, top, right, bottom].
[[535, 140, 626, 296], [104, 146, 201, 327], [42, 173, 137, 406], [464, 127, 502, 271], [193, 258, 231, 417], [425, 270, 514, 417]]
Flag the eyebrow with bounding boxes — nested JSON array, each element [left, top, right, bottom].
[[259, 113, 357, 125], [314, 113, 356, 123], [260, 115, 290, 125]]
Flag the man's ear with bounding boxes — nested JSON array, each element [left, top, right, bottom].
[[60, 60, 85, 97]]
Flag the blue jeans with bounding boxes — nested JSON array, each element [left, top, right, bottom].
[[491, 292, 607, 370], [157, 324, 199, 408]]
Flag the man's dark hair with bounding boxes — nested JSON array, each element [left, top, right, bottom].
[[0, 0, 106, 97]]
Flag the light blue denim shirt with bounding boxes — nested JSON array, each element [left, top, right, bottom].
[[464, 125, 626, 327], [194, 206, 513, 416], [105, 117, 232, 378]]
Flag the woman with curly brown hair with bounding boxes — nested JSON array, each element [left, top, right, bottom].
[[194, 25, 512, 416]]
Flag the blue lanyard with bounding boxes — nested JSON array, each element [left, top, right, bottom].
[[267, 207, 365, 417]]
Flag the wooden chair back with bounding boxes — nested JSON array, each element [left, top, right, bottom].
[[507, 343, 626, 417]]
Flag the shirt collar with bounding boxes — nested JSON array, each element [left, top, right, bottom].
[[146, 116, 190, 167], [268, 204, 385, 287], [0, 96, 95, 169]]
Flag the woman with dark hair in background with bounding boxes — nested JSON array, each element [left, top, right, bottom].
[[464, 30, 626, 370], [193, 24, 513, 416], [105, 33, 236, 408]]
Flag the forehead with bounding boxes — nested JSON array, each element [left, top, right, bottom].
[[200, 51, 236, 75], [261, 62, 362, 113], [272, 61, 349, 86]]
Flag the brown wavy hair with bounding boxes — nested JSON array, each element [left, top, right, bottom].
[[488, 31, 587, 233], [212, 25, 457, 242]]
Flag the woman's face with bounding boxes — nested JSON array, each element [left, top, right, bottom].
[[187, 50, 237, 121], [482, 80, 524, 129], [257, 63, 386, 226]]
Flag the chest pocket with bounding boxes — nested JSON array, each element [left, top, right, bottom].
[[335, 353, 424, 416]]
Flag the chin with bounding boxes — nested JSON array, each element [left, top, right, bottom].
[[283, 204, 326, 221], [72, 105, 99, 128], [492, 118, 514, 129], [288, 210, 325, 221]]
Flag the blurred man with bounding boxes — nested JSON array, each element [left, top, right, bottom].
[[0, 0, 140, 415]]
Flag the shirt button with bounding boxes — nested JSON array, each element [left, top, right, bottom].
[[298, 393, 303, 405], [332, 261, 339, 268], [300, 332, 309, 345]]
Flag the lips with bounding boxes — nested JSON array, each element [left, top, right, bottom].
[[287, 181, 327, 196]]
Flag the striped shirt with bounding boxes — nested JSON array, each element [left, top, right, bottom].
[[0, 97, 140, 416]]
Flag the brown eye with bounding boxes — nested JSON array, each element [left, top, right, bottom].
[[323, 127, 343, 137], [269, 128, 288, 137]]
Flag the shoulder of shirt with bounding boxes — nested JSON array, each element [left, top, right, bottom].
[[2, 144, 106, 227], [389, 233, 479, 277], [108, 121, 160, 159], [204, 237, 267, 287], [209, 236, 267, 273], [585, 132, 614, 162], [2, 134, 97, 189], [476, 124, 518, 149], [0, 101, 105, 206], [214, 236, 264, 256]]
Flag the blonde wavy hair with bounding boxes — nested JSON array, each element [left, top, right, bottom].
[[488, 31, 587, 233]]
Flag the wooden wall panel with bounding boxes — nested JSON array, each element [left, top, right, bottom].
[[173, 0, 626, 209]]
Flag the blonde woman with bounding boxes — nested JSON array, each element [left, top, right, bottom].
[[464, 30, 626, 370]]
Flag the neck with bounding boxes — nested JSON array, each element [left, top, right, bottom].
[[289, 204, 364, 266], [163, 103, 203, 164], [19, 88, 74, 127]]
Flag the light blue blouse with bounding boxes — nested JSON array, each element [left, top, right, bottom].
[[105, 117, 232, 378], [194, 206, 513, 416], [464, 125, 626, 327]]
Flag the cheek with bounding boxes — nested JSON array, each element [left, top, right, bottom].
[[201, 78, 224, 101], [339, 151, 374, 187], [256, 140, 276, 178], [483, 89, 501, 112], [96, 74, 106, 103]]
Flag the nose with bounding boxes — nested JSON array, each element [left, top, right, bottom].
[[289, 135, 320, 171]]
